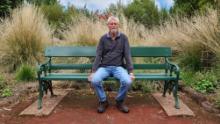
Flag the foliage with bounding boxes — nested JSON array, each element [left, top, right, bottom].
[[170, 0, 216, 17], [194, 79, 215, 93], [0, 0, 59, 18], [181, 71, 217, 93], [0, 4, 52, 71], [27, 0, 58, 6], [0, 75, 12, 97], [0, 75, 6, 91], [181, 71, 196, 86], [123, 0, 169, 28], [40, 3, 79, 38], [0, 0, 24, 17], [1, 87, 12, 97], [178, 44, 203, 71], [40, 3, 65, 28], [15, 64, 36, 81], [0, 0, 11, 17], [131, 81, 155, 93]]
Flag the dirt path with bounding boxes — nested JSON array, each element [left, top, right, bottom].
[[0, 90, 220, 124]]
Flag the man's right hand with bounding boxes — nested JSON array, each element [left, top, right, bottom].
[[88, 73, 94, 82]]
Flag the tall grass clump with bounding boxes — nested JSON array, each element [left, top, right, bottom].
[[144, 9, 218, 50], [0, 4, 52, 71], [142, 9, 219, 71], [15, 64, 36, 81], [63, 15, 106, 46], [119, 15, 147, 45], [63, 14, 147, 46]]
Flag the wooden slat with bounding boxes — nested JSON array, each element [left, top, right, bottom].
[[49, 64, 167, 70], [134, 64, 167, 69], [50, 64, 92, 69], [41, 73, 176, 81], [45, 46, 96, 57], [45, 46, 172, 57], [131, 47, 171, 57]]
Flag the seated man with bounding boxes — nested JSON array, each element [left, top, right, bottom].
[[88, 16, 135, 113]]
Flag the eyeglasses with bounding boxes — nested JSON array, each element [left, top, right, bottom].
[[108, 22, 118, 25]]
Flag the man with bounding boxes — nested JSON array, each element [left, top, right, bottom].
[[88, 16, 135, 113]]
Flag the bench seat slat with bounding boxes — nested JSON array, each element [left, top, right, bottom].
[[41, 73, 176, 81], [50, 64, 167, 70]]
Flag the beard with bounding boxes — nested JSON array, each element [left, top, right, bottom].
[[110, 29, 118, 35]]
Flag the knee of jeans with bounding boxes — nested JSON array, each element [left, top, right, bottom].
[[91, 76, 102, 86], [121, 78, 132, 86]]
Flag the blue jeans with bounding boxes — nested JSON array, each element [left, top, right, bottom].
[[91, 66, 132, 102]]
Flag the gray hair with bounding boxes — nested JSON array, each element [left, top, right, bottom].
[[107, 16, 119, 24]]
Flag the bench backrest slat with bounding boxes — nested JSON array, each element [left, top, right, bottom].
[[45, 46, 172, 57]]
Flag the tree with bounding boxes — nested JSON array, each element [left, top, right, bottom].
[[170, 0, 215, 17], [0, 0, 11, 17], [0, 0, 23, 17], [123, 0, 163, 28], [26, 0, 57, 5]]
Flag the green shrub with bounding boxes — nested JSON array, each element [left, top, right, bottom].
[[1, 87, 12, 97], [182, 70, 217, 93], [131, 81, 154, 93], [0, 75, 5, 88], [0, 75, 6, 94], [181, 71, 196, 86], [15, 64, 36, 81], [194, 79, 215, 93], [0, 75, 12, 97], [178, 44, 203, 71], [140, 83, 152, 93]]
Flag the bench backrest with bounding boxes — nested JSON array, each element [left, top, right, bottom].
[[45, 46, 172, 70], [45, 46, 172, 57]]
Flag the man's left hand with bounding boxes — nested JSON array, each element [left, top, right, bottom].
[[129, 73, 135, 81]]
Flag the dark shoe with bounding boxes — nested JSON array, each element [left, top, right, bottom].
[[116, 100, 129, 113], [97, 101, 109, 113]]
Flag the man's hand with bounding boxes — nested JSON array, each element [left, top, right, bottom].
[[88, 73, 94, 82], [129, 73, 135, 81]]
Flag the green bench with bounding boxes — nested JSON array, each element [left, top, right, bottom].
[[37, 46, 180, 109]]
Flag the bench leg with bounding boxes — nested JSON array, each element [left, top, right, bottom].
[[38, 80, 43, 110], [173, 80, 180, 109], [162, 81, 168, 97], [48, 81, 57, 97], [42, 80, 56, 97], [42, 81, 48, 95]]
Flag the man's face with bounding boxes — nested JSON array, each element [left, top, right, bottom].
[[107, 19, 119, 34]]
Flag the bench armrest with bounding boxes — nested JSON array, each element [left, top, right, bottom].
[[36, 59, 50, 77], [166, 58, 180, 79]]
